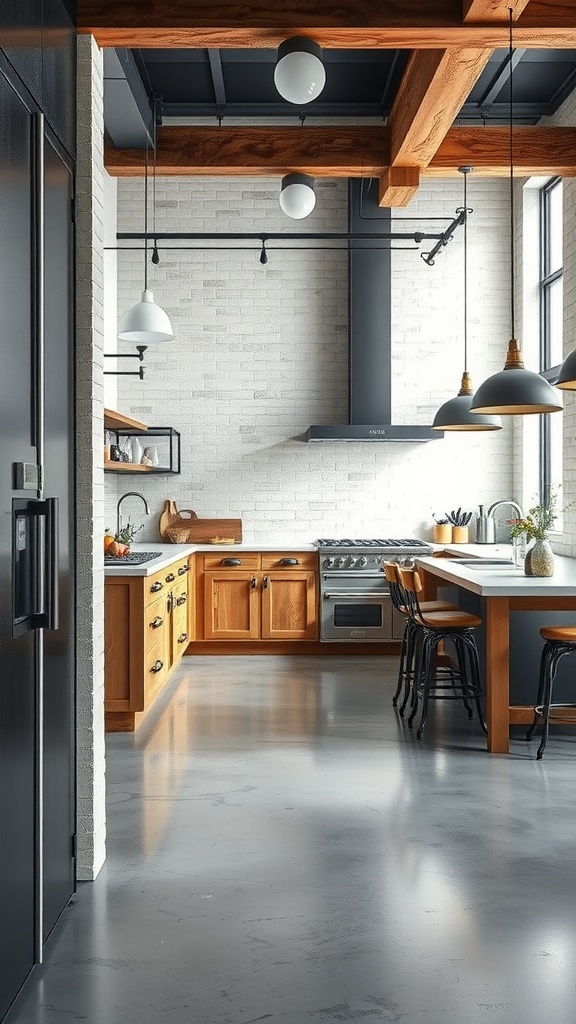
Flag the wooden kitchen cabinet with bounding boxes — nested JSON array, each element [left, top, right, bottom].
[[200, 552, 318, 642], [104, 553, 193, 731]]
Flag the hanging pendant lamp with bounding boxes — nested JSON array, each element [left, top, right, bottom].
[[118, 113, 174, 344], [432, 168, 502, 432], [274, 38, 326, 105], [470, 10, 561, 416]]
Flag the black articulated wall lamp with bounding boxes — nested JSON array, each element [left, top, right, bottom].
[[432, 167, 502, 432], [470, 8, 562, 416]]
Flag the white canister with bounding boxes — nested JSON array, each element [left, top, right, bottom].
[[130, 436, 143, 464], [143, 444, 159, 467]]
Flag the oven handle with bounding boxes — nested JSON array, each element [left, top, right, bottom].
[[322, 572, 385, 579], [323, 591, 390, 599]]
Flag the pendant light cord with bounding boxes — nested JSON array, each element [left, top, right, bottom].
[[508, 6, 515, 340], [463, 168, 468, 373], [144, 130, 149, 291]]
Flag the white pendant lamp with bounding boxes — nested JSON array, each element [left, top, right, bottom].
[[279, 173, 316, 219], [274, 37, 326, 105], [118, 119, 174, 344], [432, 167, 502, 432], [470, 11, 561, 416]]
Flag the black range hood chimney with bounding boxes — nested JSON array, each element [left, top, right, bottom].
[[306, 179, 442, 442]]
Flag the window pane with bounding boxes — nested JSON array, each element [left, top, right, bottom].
[[545, 277, 563, 368], [549, 408, 563, 514], [548, 181, 563, 275]]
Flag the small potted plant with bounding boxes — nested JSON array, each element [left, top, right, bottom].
[[509, 491, 574, 576], [432, 515, 452, 545]]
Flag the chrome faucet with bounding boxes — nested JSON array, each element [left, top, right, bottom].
[[486, 499, 524, 539], [116, 492, 150, 535]]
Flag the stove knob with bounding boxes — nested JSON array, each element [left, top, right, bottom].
[[324, 557, 335, 568], [357, 556, 368, 568], [347, 556, 357, 568], [335, 556, 346, 568]]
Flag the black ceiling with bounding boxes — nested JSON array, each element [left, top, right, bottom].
[[103, 46, 576, 148]]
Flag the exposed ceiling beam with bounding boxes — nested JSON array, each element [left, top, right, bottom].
[[387, 47, 492, 167], [462, 0, 531, 20], [428, 125, 576, 175], [104, 125, 576, 180], [378, 167, 421, 208], [105, 126, 391, 177], [77, 0, 576, 48]]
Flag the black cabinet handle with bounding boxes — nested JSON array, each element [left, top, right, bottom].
[[167, 592, 174, 613], [150, 616, 163, 629], [263, 575, 269, 589], [279, 557, 299, 566], [250, 576, 257, 589], [222, 558, 241, 566], [177, 565, 190, 576], [150, 581, 163, 593], [165, 572, 175, 582], [177, 632, 188, 644], [176, 594, 187, 606], [150, 660, 163, 674]]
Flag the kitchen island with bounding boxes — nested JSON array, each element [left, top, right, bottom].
[[417, 553, 576, 754]]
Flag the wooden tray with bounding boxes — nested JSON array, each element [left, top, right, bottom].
[[159, 500, 243, 544]]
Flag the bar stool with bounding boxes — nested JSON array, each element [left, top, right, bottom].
[[526, 626, 576, 759], [397, 566, 486, 739], [383, 561, 457, 716]]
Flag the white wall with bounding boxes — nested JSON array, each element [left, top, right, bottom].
[[106, 174, 514, 544]]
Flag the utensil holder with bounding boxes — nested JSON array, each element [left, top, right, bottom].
[[433, 524, 452, 544], [452, 526, 469, 543]]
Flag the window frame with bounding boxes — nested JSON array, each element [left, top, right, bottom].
[[539, 176, 563, 507]]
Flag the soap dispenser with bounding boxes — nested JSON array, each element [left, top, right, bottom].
[[475, 504, 495, 544]]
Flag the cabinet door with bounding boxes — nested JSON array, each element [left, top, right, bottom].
[[203, 572, 259, 640], [261, 571, 317, 640]]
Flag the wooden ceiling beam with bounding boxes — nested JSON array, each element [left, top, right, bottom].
[[104, 125, 576, 180], [463, 0, 531, 21], [427, 126, 576, 176], [388, 48, 492, 168], [105, 126, 391, 178], [77, 0, 576, 48]]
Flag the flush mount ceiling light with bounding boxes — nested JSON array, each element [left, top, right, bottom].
[[433, 168, 502, 432], [274, 37, 326, 105], [118, 105, 174, 344], [470, 11, 561, 417], [279, 173, 316, 220]]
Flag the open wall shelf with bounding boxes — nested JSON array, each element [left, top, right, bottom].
[[104, 410, 181, 475]]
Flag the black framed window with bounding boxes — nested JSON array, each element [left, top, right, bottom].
[[539, 177, 563, 507]]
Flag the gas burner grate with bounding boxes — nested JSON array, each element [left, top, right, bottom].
[[315, 538, 431, 549]]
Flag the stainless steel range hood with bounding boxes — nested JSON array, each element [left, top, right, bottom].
[[306, 180, 442, 443]]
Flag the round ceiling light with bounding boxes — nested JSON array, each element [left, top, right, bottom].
[[274, 37, 326, 105], [279, 173, 316, 220]]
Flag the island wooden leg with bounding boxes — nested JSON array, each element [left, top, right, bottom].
[[485, 596, 510, 753]]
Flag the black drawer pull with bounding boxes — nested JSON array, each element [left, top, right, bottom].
[[150, 581, 163, 593], [221, 558, 241, 566], [177, 632, 188, 644], [150, 660, 163, 674], [178, 565, 190, 576], [263, 575, 269, 589], [279, 557, 299, 566], [150, 616, 163, 629], [165, 572, 175, 582], [250, 576, 257, 589], [176, 594, 187, 606]]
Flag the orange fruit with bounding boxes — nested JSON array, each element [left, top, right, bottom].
[[104, 533, 114, 552]]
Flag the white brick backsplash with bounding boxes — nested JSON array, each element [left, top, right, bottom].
[[109, 174, 515, 542]]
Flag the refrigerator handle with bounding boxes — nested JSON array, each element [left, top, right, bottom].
[[44, 496, 59, 631]]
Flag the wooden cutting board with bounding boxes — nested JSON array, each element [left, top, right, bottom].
[[159, 500, 243, 543]]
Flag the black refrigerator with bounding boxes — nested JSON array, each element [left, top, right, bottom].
[[0, 27, 76, 1021]]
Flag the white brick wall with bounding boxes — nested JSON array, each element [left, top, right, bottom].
[[76, 35, 106, 879], [107, 173, 515, 543]]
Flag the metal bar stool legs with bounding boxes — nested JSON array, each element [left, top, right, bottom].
[[526, 638, 576, 759]]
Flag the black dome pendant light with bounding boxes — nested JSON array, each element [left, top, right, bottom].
[[470, 8, 562, 416], [432, 167, 502, 432]]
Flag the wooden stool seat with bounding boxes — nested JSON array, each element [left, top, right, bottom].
[[540, 625, 576, 643], [420, 610, 482, 629], [399, 600, 457, 614]]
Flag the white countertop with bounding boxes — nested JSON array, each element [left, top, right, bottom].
[[104, 541, 318, 576], [418, 550, 576, 597]]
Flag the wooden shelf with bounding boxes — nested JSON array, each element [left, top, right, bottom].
[[104, 461, 152, 473], [104, 407, 148, 431]]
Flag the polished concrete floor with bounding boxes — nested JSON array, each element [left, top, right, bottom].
[[7, 655, 576, 1024]]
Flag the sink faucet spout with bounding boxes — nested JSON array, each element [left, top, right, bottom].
[[116, 491, 150, 536]]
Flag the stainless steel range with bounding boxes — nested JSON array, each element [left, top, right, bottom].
[[315, 538, 433, 642]]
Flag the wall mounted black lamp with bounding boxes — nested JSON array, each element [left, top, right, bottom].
[[104, 344, 147, 378]]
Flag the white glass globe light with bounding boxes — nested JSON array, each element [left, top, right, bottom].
[[274, 38, 326, 105], [279, 174, 316, 220]]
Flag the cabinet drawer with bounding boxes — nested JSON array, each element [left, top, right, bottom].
[[203, 552, 260, 570], [164, 558, 191, 583], [145, 638, 168, 701], [145, 593, 168, 650], [145, 569, 170, 603], [261, 551, 317, 571]]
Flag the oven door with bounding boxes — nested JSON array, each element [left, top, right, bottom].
[[320, 575, 393, 641]]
